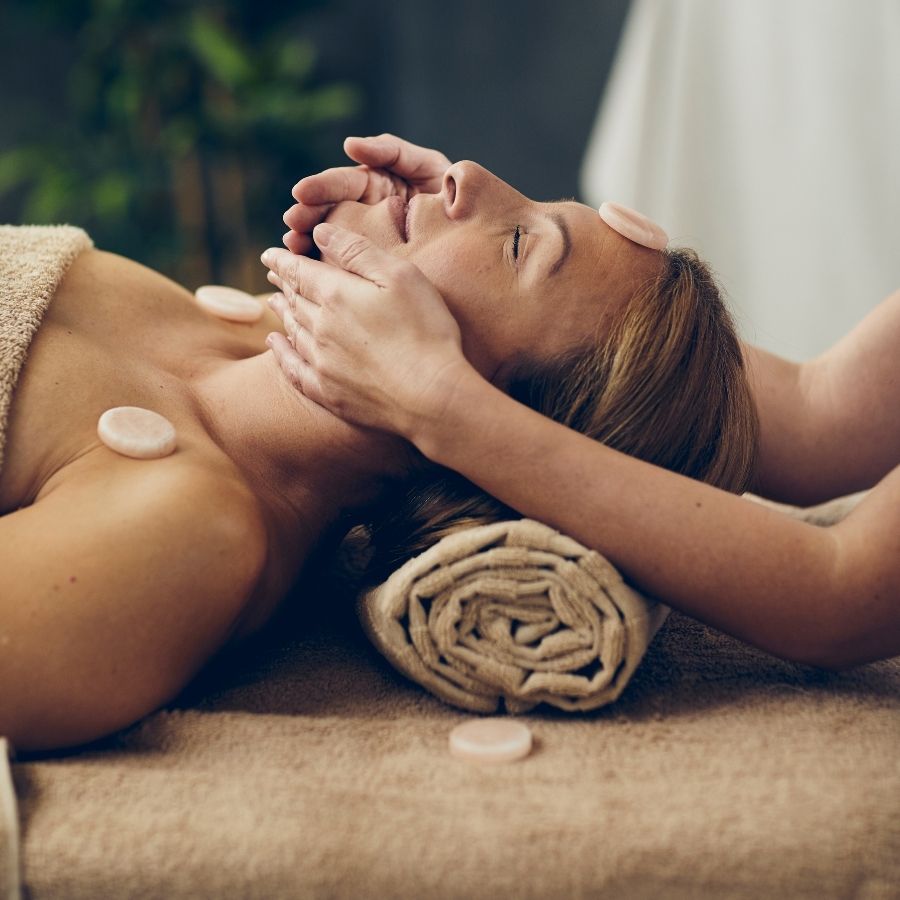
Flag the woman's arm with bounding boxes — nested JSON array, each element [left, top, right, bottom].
[[0, 461, 265, 751], [743, 290, 900, 505]]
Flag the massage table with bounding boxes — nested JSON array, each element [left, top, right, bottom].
[[2, 497, 898, 898]]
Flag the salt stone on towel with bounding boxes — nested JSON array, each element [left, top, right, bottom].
[[194, 285, 264, 323], [449, 718, 533, 764], [357, 519, 670, 714], [97, 406, 177, 460]]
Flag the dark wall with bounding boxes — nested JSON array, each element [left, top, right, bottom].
[[377, 0, 631, 200], [0, 0, 630, 218], [289, 0, 631, 200]]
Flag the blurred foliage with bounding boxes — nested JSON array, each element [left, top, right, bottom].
[[0, 0, 359, 289]]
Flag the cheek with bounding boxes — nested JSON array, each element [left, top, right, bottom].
[[409, 238, 522, 376], [409, 234, 484, 290], [408, 238, 487, 325], [509, 289, 590, 364]]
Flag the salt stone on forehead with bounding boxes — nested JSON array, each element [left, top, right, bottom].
[[598, 201, 669, 251], [97, 407, 177, 460], [195, 285, 264, 323], [449, 718, 533, 764]]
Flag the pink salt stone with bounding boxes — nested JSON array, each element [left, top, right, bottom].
[[195, 285, 264, 323], [449, 718, 533, 764], [598, 201, 669, 251], [97, 407, 177, 460]]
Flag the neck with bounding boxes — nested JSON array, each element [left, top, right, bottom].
[[192, 350, 416, 537]]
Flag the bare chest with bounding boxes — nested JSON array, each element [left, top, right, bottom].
[[0, 249, 276, 512]]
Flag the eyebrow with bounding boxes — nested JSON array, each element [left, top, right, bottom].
[[546, 212, 572, 278]]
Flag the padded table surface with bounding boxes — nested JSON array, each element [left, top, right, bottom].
[[9, 587, 900, 899]]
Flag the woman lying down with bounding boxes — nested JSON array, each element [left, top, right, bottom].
[[0, 139, 892, 752]]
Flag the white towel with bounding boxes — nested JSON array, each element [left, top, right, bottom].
[[0, 739, 20, 900]]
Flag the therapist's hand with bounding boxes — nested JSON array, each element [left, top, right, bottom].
[[282, 134, 451, 255], [262, 222, 473, 439]]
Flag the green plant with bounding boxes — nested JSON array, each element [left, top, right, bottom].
[[0, 0, 359, 289]]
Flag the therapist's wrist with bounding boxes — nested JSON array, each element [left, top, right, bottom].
[[407, 359, 496, 462]]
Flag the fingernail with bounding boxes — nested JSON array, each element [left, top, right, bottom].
[[314, 223, 335, 248], [261, 248, 275, 264], [265, 333, 274, 347]]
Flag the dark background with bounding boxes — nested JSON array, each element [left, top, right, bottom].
[[355, 0, 630, 201], [0, 0, 630, 290]]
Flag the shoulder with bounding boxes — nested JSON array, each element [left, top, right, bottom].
[[129, 460, 269, 581], [0, 458, 271, 750], [32, 455, 269, 599]]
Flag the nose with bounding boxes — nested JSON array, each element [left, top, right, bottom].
[[442, 160, 509, 221]]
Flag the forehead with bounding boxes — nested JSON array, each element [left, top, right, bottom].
[[548, 200, 664, 302]]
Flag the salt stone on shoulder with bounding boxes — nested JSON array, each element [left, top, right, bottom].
[[97, 407, 177, 460], [194, 285, 264, 323]]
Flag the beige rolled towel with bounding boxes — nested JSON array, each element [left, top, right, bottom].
[[356, 519, 669, 714]]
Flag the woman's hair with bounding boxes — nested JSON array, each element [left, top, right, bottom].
[[359, 247, 759, 586]]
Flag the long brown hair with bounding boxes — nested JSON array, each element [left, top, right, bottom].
[[360, 247, 759, 585]]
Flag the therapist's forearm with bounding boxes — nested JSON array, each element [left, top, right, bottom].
[[413, 367, 841, 664]]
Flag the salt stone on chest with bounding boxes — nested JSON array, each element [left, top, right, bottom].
[[97, 407, 177, 460], [194, 285, 264, 323]]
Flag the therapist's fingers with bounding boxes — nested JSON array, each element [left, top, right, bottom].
[[282, 229, 312, 256], [265, 270, 321, 327], [276, 303, 316, 364], [312, 223, 422, 287], [291, 165, 371, 206], [267, 290, 289, 319], [343, 135, 450, 193], [261, 228, 408, 301], [267, 289, 316, 339], [283, 201, 333, 235], [267, 332, 324, 404], [262, 249, 333, 306]]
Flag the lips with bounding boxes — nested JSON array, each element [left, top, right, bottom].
[[386, 195, 409, 243]]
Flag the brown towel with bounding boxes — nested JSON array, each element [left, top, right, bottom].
[[357, 518, 669, 713], [0, 224, 93, 477]]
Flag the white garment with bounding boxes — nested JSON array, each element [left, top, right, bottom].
[[0, 739, 20, 900], [581, 0, 900, 360]]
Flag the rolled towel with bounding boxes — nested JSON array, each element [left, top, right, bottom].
[[356, 519, 669, 714]]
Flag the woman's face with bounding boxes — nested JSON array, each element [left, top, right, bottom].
[[324, 161, 663, 380]]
